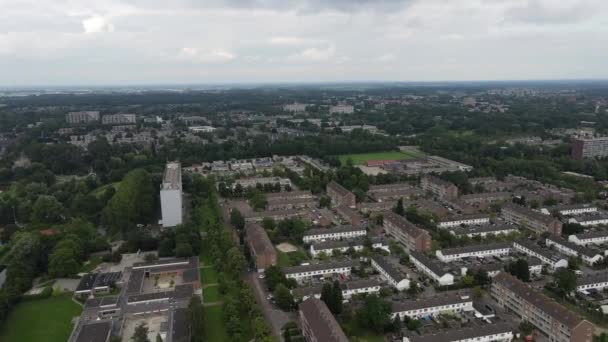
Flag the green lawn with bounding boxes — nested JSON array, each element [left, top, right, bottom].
[[201, 267, 219, 284], [277, 249, 309, 267], [338, 151, 418, 165], [203, 286, 221, 303], [0, 294, 82, 342], [204, 305, 229, 342]]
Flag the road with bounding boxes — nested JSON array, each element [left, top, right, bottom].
[[246, 272, 293, 341]]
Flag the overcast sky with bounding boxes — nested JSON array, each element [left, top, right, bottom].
[[1, 0, 607, 86]]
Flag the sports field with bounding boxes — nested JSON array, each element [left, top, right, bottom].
[[338, 151, 418, 165]]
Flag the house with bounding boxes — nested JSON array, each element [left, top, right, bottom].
[[299, 298, 349, 342], [403, 323, 514, 342], [302, 225, 367, 243], [309, 237, 389, 258], [545, 236, 603, 266], [568, 212, 608, 227], [512, 240, 568, 271], [391, 292, 474, 320], [449, 224, 518, 238], [292, 279, 381, 301], [283, 261, 358, 283], [370, 255, 410, 291], [436, 243, 511, 262], [437, 214, 491, 229], [420, 175, 458, 200], [335, 205, 363, 227], [409, 251, 455, 286], [491, 272, 594, 342], [577, 273, 608, 294], [569, 231, 608, 246]]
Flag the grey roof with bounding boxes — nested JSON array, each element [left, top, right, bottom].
[[283, 260, 358, 275], [383, 211, 429, 239], [125, 269, 145, 294], [392, 292, 471, 313], [407, 323, 513, 342], [439, 243, 511, 256], [172, 308, 191, 342], [327, 181, 352, 197], [577, 273, 608, 287], [304, 225, 365, 237], [513, 240, 565, 263], [132, 257, 196, 269], [440, 213, 490, 222], [292, 279, 381, 298], [74, 321, 112, 342], [546, 236, 602, 258], [493, 272, 585, 329], [409, 251, 453, 277], [299, 298, 349, 342], [246, 223, 276, 256], [502, 203, 556, 224], [76, 273, 97, 292], [450, 224, 518, 236], [371, 255, 407, 282], [312, 237, 385, 251], [84, 296, 119, 309], [572, 230, 608, 240]]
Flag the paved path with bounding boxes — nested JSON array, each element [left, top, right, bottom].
[[246, 272, 291, 341]]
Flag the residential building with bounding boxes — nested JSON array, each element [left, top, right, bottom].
[[449, 224, 518, 238], [160, 162, 183, 228], [420, 175, 458, 200], [409, 251, 455, 286], [246, 223, 277, 272], [302, 225, 367, 243], [326, 181, 356, 208], [66, 111, 100, 124], [233, 177, 291, 190], [572, 137, 608, 160], [491, 272, 594, 342], [545, 236, 604, 266], [188, 126, 216, 133], [335, 205, 363, 227], [501, 203, 562, 235], [462, 257, 543, 278], [299, 298, 349, 342], [101, 113, 136, 125], [370, 255, 410, 290], [283, 103, 308, 113], [569, 231, 608, 246], [403, 323, 514, 342], [436, 243, 511, 262], [391, 293, 474, 320], [329, 104, 354, 114], [512, 240, 568, 270], [554, 203, 598, 216], [437, 214, 491, 229], [292, 279, 381, 301], [283, 261, 357, 283], [568, 211, 608, 226], [576, 273, 608, 293], [309, 237, 388, 258], [245, 209, 309, 223], [383, 211, 432, 252]]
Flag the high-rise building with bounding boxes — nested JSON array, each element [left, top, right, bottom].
[[160, 162, 183, 228], [66, 111, 100, 124], [102, 113, 137, 125], [572, 137, 608, 159]]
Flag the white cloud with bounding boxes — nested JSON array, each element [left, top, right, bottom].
[[178, 47, 236, 63], [82, 16, 115, 34], [376, 53, 396, 62], [288, 45, 336, 62], [268, 36, 305, 45]]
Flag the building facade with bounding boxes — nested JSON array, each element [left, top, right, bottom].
[[160, 162, 183, 228], [383, 211, 432, 252], [326, 181, 356, 208]]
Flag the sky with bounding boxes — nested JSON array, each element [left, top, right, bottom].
[[1, 0, 607, 86]]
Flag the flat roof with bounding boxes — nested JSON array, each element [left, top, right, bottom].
[[304, 225, 365, 237], [392, 292, 471, 313], [439, 243, 511, 256], [283, 260, 358, 275], [75, 321, 112, 342], [162, 162, 181, 190], [407, 323, 513, 342]]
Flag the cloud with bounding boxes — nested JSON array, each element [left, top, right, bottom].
[[268, 36, 306, 45], [178, 47, 236, 63], [504, 0, 601, 25], [288, 45, 336, 62], [376, 53, 396, 62], [82, 16, 115, 34]]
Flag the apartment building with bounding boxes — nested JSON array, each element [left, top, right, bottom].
[[101, 113, 136, 125], [329, 104, 354, 114], [420, 175, 458, 200], [568, 212, 608, 227], [335, 204, 363, 227], [66, 111, 100, 124], [292, 279, 381, 301], [554, 203, 598, 216], [449, 224, 519, 238], [309, 238, 389, 258], [160, 162, 183, 228], [436, 243, 511, 262], [438, 214, 491, 229], [576, 273, 608, 294], [245, 223, 277, 272], [409, 251, 455, 286], [370, 255, 410, 291], [501, 203, 562, 235], [545, 236, 604, 266], [403, 323, 514, 342], [283, 261, 357, 283], [568, 231, 608, 246], [299, 298, 349, 342], [391, 293, 474, 320], [302, 225, 366, 243], [491, 272, 594, 342], [571, 137, 608, 160], [512, 240, 568, 270], [383, 211, 432, 253], [326, 181, 356, 208], [283, 103, 308, 113]]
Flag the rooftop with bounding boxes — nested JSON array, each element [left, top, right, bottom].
[[327, 181, 352, 197], [392, 292, 471, 313], [407, 322, 513, 342], [300, 298, 349, 342], [162, 161, 182, 190], [283, 260, 358, 275], [439, 243, 511, 256]]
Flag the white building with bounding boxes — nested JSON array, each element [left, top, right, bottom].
[[545, 236, 604, 266], [160, 162, 183, 228], [449, 224, 518, 238], [391, 293, 473, 320], [576, 274, 608, 294], [188, 126, 216, 133], [302, 226, 366, 243], [438, 215, 490, 229], [402, 323, 514, 342], [569, 231, 608, 246], [568, 212, 608, 227], [309, 238, 388, 258], [371, 256, 410, 291], [329, 104, 354, 114], [512, 240, 568, 271], [436, 243, 511, 262], [102, 113, 136, 125], [292, 279, 381, 301], [283, 261, 357, 283], [409, 251, 454, 286], [283, 103, 308, 113], [66, 111, 100, 124], [554, 204, 598, 216]]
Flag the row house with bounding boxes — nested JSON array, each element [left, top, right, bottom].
[[403, 323, 514, 342], [436, 243, 511, 262], [370, 255, 410, 291], [292, 279, 381, 301], [576, 273, 608, 294], [309, 238, 389, 258], [391, 293, 474, 320], [437, 214, 491, 229], [512, 240, 568, 271], [568, 231, 608, 246], [409, 251, 455, 286], [449, 224, 519, 238], [545, 236, 604, 266], [283, 261, 358, 283], [302, 225, 366, 243]]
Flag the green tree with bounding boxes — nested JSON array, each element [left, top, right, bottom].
[[31, 195, 65, 223], [356, 295, 392, 333], [393, 198, 405, 216], [506, 259, 530, 282], [554, 268, 577, 296], [230, 208, 245, 230], [274, 283, 294, 311], [188, 296, 205, 342], [103, 169, 155, 232], [132, 322, 150, 342]]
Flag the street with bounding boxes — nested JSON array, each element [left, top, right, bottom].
[[246, 272, 294, 341]]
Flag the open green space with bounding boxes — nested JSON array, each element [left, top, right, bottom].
[[277, 249, 309, 267], [0, 294, 82, 342], [204, 305, 229, 342], [338, 151, 418, 165], [201, 267, 219, 284], [203, 285, 221, 303]]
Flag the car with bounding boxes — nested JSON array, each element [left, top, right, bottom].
[[258, 273, 266, 279]]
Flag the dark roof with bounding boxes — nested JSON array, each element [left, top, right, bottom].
[[174, 284, 194, 299], [577, 273, 608, 287], [450, 224, 517, 236], [312, 237, 384, 251], [502, 203, 557, 224], [371, 255, 407, 282], [439, 243, 511, 256], [246, 223, 276, 256], [76, 274, 98, 292], [493, 272, 585, 328], [304, 225, 365, 237], [383, 211, 428, 238], [327, 181, 352, 197], [299, 298, 349, 342], [546, 236, 601, 258], [407, 323, 513, 342], [514, 240, 566, 263], [292, 279, 381, 298], [127, 291, 171, 304], [132, 257, 196, 270], [283, 260, 358, 275], [172, 308, 191, 342], [573, 230, 608, 240], [266, 190, 313, 200], [392, 292, 471, 313], [422, 175, 456, 188], [126, 269, 145, 294], [409, 251, 452, 277], [440, 213, 490, 222], [93, 272, 121, 288], [75, 321, 112, 342], [182, 268, 200, 283]]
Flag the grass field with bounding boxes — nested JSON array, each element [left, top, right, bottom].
[[201, 267, 219, 284], [0, 294, 82, 342], [277, 249, 309, 267], [203, 286, 221, 303], [338, 151, 418, 165], [204, 305, 229, 342]]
